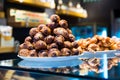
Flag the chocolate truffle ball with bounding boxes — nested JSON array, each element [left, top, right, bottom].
[[72, 41, 79, 48], [54, 35, 65, 46], [48, 48, 61, 57], [61, 48, 72, 56], [24, 36, 32, 42], [29, 28, 39, 37], [47, 43, 58, 49], [72, 48, 79, 55], [33, 32, 44, 41], [19, 49, 29, 57], [59, 19, 68, 29], [67, 28, 72, 34], [29, 49, 37, 57], [50, 14, 60, 23], [34, 40, 47, 50], [44, 35, 54, 44], [37, 24, 46, 31], [64, 41, 72, 49], [46, 22, 59, 30], [19, 42, 33, 50], [68, 34, 75, 42], [53, 27, 69, 38], [40, 25, 51, 36], [38, 50, 48, 57]]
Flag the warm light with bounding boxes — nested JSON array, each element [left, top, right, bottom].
[[57, 5, 60, 10], [58, 0, 63, 5], [10, 9, 16, 16], [19, 0, 24, 3], [50, 0, 55, 9], [76, 3, 81, 9], [68, 1, 73, 7]]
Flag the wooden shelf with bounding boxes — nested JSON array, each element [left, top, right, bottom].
[[0, 11, 5, 18], [7, 0, 52, 9], [56, 10, 88, 18], [0, 47, 15, 53]]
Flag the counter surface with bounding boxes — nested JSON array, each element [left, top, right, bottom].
[[0, 55, 120, 80]]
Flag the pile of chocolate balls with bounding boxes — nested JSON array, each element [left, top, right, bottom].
[[19, 14, 81, 57]]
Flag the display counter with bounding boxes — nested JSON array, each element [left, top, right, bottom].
[[0, 53, 120, 80]]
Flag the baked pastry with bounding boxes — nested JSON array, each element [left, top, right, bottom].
[[47, 43, 58, 49], [72, 48, 79, 55], [46, 22, 59, 30], [29, 28, 39, 37], [39, 25, 51, 36], [38, 50, 48, 57], [50, 14, 60, 23], [33, 32, 44, 41], [67, 28, 72, 34], [61, 48, 72, 56], [19, 14, 81, 57], [44, 35, 54, 44], [72, 41, 79, 48], [54, 35, 65, 46], [59, 19, 68, 29], [53, 28, 69, 38], [19, 41, 33, 50], [33, 40, 47, 50], [68, 34, 75, 42], [64, 41, 72, 49], [29, 49, 37, 57], [19, 49, 29, 57], [24, 36, 32, 42], [48, 48, 61, 57]]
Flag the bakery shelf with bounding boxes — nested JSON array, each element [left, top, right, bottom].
[[56, 10, 88, 18], [0, 47, 15, 53], [7, 0, 52, 9]]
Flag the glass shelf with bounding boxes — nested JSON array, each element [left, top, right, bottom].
[[0, 54, 120, 80]]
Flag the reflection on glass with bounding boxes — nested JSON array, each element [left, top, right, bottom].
[[103, 54, 108, 79]]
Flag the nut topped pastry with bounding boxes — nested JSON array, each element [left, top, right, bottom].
[[77, 35, 120, 53]]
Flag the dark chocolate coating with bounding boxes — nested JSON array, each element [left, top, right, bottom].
[[67, 28, 72, 34], [29, 49, 37, 57], [68, 34, 75, 42], [34, 40, 47, 50], [64, 41, 72, 49], [48, 48, 61, 57], [38, 50, 48, 57], [29, 28, 39, 37], [72, 41, 79, 48], [44, 35, 54, 44], [53, 28, 69, 38], [54, 35, 64, 46], [40, 25, 51, 36], [24, 36, 32, 42], [37, 24, 46, 31], [46, 22, 59, 30], [47, 43, 58, 49], [59, 19, 68, 29], [33, 32, 44, 41], [19, 42, 33, 50], [19, 49, 29, 57], [72, 48, 79, 55], [50, 14, 60, 23], [61, 48, 72, 56]]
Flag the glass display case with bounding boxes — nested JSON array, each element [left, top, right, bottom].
[[0, 52, 120, 80], [71, 24, 107, 40]]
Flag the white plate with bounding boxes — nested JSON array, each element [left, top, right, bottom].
[[17, 55, 80, 62], [79, 50, 119, 59], [18, 59, 82, 68]]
